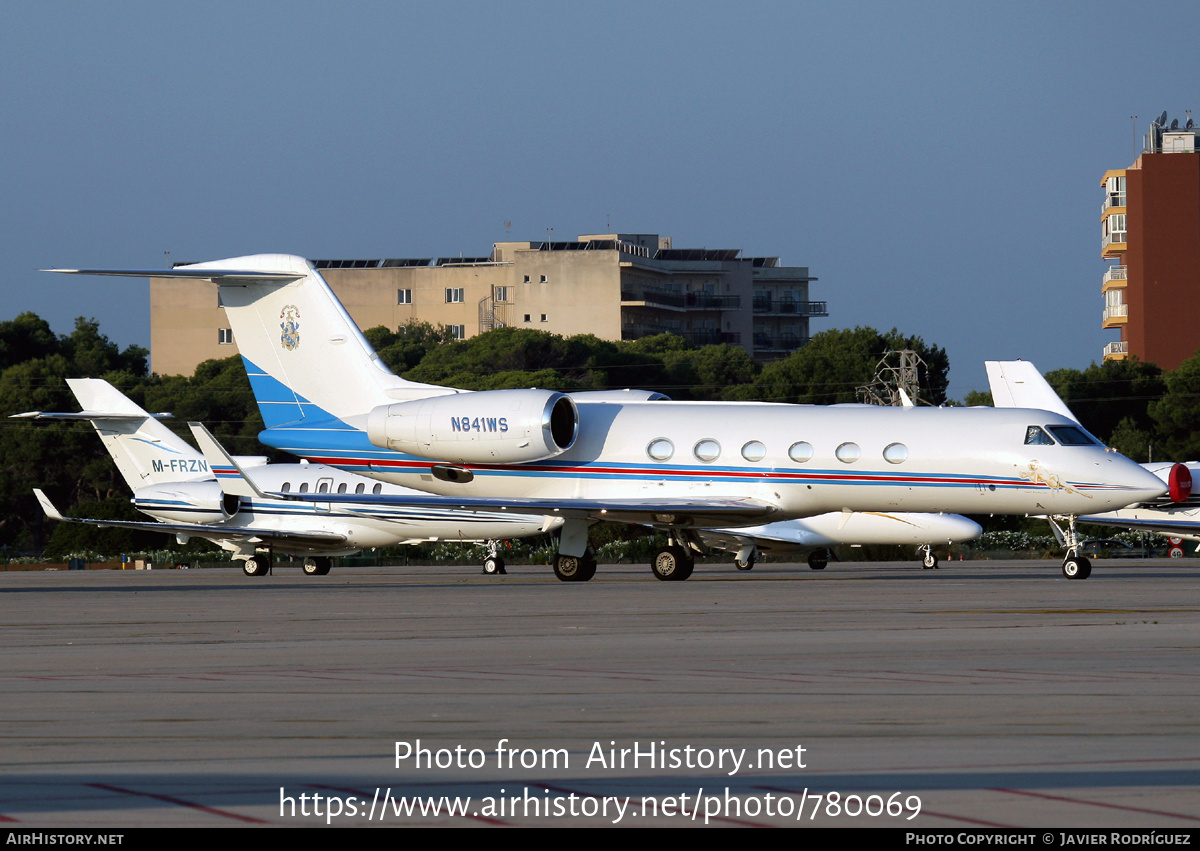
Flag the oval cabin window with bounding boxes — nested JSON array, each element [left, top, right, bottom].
[[788, 442, 814, 463], [647, 438, 675, 461], [835, 442, 861, 463]]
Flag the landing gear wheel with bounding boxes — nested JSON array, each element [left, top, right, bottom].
[[482, 556, 506, 575], [303, 557, 331, 576], [735, 553, 756, 571], [807, 549, 828, 571], [243, 555, 270, 577], [922, 551, 939, 570], [576, 555, 597, 582], [652, 545, 694, 581], [1062, 555, 1092, 580]]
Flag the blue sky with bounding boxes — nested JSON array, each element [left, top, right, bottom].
[[4, 1, 1198, 398]]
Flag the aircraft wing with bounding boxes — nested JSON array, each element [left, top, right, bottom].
[[33, 489, 348, 546], [266, 490, 779, 527], [1076, 510, 1200, 538]]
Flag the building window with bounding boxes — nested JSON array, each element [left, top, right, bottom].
[[540, 314, 548, 322], [523, 275, 531, 283], [445, 288, 464, 303], [540, 275, 548, 283], [397, 289, 412, 304], [524, 314, 531, 322], [494, 286, 509, 302], [449, 325, 465, 339], [1104, 213, 1126, 244], [218, 328, 233, 345]]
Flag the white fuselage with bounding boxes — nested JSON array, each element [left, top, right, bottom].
[[266, 401, 1165, 522], [133, 462, 558, 556]]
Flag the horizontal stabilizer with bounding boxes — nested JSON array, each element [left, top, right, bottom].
[[33, 489, 346, 545], [45, 268, 304, 284]]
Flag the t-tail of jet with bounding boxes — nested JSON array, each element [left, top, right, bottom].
[[48, 256, 456, 430], [12, 378, 214, 489]]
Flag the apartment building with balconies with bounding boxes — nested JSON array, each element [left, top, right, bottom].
[[1101, 111, 1200, 370], [150, 232, 825, 375]]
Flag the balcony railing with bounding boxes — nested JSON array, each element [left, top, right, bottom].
[[1102, 231, 1127, 250], [1102, 265, 1128, 287], [1103, 340, 1128, 358], [753, 333, 810, 351], [752, 297, 829, 316], [1101, 194, 1127, 214], [621, 324, 740, 346], [621, 288, 686, 308], [1102, 304, 1128, 324]]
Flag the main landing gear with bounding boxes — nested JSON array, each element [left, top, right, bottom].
[[920, 544, 939, 570], [1048, 515, 1092, 580], [482, 540, 507, 575], [242, 554, 271, 577], [651, 544, 695, 581], [302, 556, 332, 576], [734, 543, 757, 571], [807, 549, 829, 570], [553, 551, 597, 582]]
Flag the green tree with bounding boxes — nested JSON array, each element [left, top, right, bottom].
[[1148, 351, 1200, 461], [744, 327, 949, 405], [1044, 357, 1164, 444]]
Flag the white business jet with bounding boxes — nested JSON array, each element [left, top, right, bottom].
[[986, 359, 1198, 575], [49, 256, 1166, 582], [17, 378, 558, 575]]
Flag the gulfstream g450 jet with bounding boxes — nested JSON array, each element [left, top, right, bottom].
[[50, 256, 1165, 581]]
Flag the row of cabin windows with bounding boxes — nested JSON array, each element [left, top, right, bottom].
[[280, 481, 384, 494], [645, 438, 910, 465]]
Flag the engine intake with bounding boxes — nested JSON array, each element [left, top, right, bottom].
[[366, 389, 578, 465]]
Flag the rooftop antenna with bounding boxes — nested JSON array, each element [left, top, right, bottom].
[[1131, 115, 1138, 159], [164, 251, 170, 269]]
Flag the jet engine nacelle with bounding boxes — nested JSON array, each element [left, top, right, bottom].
[[365, 389, 579, 464], [133, 481, 241, 523]]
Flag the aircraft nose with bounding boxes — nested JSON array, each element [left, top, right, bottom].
[[1105, 456, 1168, 507]]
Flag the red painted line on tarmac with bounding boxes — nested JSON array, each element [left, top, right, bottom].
[[992, 787, 1200, 821], [88, 783, 267, 824]]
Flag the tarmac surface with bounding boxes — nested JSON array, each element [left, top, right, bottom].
[[1, 558, 1198, 828]]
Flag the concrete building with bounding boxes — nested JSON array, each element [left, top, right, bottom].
[[151, 232, 824, 376], [1102, 112, 1200, 369]]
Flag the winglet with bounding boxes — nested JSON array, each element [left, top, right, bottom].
[[188, 423, 267, 499], [33, 489, 67, 522]]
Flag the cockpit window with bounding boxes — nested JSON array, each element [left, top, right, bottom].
[[1047, 425, 1099, 446], [1024, 426, 1055, 445]]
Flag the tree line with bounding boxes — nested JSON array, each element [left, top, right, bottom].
[[1, 310, 1191, 558]]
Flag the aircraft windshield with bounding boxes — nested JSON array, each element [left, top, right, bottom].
[[1024, 426, 1055, 445], [1046, 425, 1100, 446]]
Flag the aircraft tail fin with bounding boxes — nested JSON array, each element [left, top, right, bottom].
[[14, 379, 211, 489], [984, 360, 1079, 423], [48, 256, 456, 427], [188, 422, 267, 499]]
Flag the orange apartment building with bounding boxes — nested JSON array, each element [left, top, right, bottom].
[[1102, 111, 1200, 370]]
